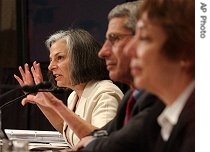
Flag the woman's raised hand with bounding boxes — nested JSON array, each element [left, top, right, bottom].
[[14, 61, 44, 86]]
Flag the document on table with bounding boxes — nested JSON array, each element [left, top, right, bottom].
[[4, 129, 70, 150], [28, 142, 70, 151], [4, 129, 65, 143]]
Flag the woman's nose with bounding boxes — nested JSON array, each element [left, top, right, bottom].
[[48, 61, 57, 71]]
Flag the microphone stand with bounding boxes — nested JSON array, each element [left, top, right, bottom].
[[0, 88, 66, 110], [0, 87, 20, 102], [0, 93, 29, 110], [0, 87, 24, 140]]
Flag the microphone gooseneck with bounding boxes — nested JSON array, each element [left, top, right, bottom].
[[21, 81, 66, 93], [21, 81, 52, 93], [0, 87, 21, 101], [0, 93, 29, 110], [0, 82, 66, 110]]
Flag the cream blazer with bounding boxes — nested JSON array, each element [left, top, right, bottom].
[[63, 80, 123, 148]]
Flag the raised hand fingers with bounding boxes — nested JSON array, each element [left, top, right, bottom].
[[31, 61, 44, 84], [24, 63, 34, 85], [14, 63, 34, 86], [18, 65, 27, 82], [14, 74, 24, 86]]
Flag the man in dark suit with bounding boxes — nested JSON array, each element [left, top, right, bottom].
[[77, 92, 164, 152], [74, 1, 163, 151]]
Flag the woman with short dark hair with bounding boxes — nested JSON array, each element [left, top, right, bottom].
[[128, 0, 195, 151], [14, 29, 123, 148]]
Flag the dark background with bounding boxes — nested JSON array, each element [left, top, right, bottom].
[[0, 0, 135, 131]]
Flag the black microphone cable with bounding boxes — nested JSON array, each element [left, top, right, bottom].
[[0, 93, 29, 110], [0, 86, 21, 101]]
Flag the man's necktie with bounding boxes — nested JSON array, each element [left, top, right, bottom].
[[124, 90, 136, 124]]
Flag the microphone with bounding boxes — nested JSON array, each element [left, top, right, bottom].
[[21, 81, 66, 93], [21, 81, 52, 93], [0, 82, 66, 110]]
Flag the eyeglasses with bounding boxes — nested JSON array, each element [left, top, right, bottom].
[[106, 33, 133, 46]]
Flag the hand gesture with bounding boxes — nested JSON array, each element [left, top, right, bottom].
[[21, 92, 60, 108], [14, 61, 43, 86]]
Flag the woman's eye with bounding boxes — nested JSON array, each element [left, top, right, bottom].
[[57, 56, 63, 60]]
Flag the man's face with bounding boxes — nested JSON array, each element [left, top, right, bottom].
[[98, 17, 133, 84]]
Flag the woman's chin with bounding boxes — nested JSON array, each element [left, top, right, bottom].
[[134, 78, 144, 90], [56, 82, 64, 87]]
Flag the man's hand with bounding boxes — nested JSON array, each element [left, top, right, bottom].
[[74, 136, 95, 151]]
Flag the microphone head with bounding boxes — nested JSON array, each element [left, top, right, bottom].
[[21, 85, 37, 93], [38, 81, 52, 89], [21, 81, 53, 93]]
